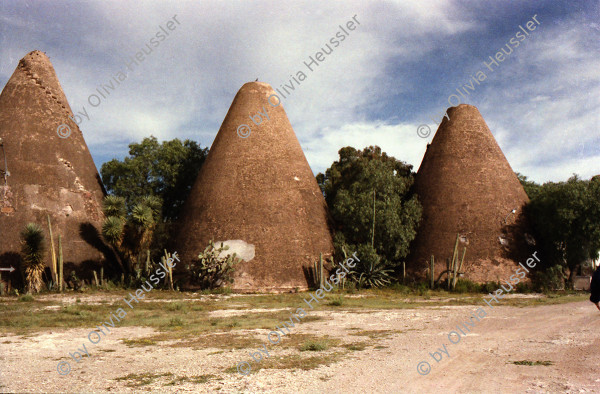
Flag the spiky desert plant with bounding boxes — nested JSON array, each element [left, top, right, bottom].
[[103, 195, 127, 218], [102, 216, 125, 248], [348, 244, 392, 289], [102, 195, 127, 251], [58, 234, 63, 292], [47, 215, 57, 285], [130, 202, 156, 266], [356, 259, 392, 289], [187, 241, 241, 289], [101, 199, 129, 273], [102, 194, 162, 276], [313, 253, 324, 288], [140, 195, 162, 218], [20, 223, 46, 294]]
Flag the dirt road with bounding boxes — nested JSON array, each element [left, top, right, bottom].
[[1, 299, 598, 393]]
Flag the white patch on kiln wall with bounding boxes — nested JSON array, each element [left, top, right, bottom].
[[215, 240, 255, 262]]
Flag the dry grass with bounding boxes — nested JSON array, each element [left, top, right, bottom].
[[0, 289, 587, 338], [114, 372, 217, 387], [511, 360, 553, 366]]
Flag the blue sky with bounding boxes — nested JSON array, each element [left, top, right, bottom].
[[0, 0, 598, 183]]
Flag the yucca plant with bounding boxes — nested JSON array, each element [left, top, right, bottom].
[[101, 195, 161, 275], [103, 195, 127, 218], [20, 223, 46, 294], [102, 216, 125, 247]]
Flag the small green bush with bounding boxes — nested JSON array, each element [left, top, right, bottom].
[[452, 279, 481, 293], [531, 265, 565, 292], [388, 283, 412, 294], [168, 317, 184, 327], [515, 282, 531, 293], [416, 281, 429, 296], [299, 340, 329, 351], [327, 296, 344, 306], [18, 294, 34, 302], [481, 281, 501, 293]]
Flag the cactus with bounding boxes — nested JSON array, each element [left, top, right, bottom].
[[402, 261, 405, 284], [453, 246, 467, 289], [187, 242, 238, 289], [164, 249, 174, 290], [58, 234, 63, 292], [313, 253, 324, 288], [145, 250, 150, 277], [430, 255, 435, 289], [448, 233, 460, 289], [47, 215, 57, 286]]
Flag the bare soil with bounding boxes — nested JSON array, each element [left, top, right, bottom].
[[1, 297, 598, 393]]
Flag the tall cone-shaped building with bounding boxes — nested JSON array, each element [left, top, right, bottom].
[[0, 51, 106, 273], [408, 104, 531, 283], [176, 82, 333, 292]]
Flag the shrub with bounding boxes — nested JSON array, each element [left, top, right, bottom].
[[328, 296, 344, 306], [452, 279, 482, 293], [415, 281, 430, 296], [388, 283, 412, 294], [299, 340, 329, 351], [18, 294, 34, 302], [168, 317, 184, 327], [515, 281, 531, 293], [531, 265, 565, 292], [481, 281, 500, 293]]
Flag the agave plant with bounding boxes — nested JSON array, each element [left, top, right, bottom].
[[356, 258, 393, 289], [335, 243, 393, 289], [20, 223, 46, 293]]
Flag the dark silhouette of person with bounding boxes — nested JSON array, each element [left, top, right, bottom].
[[590, 265, 600, 311]]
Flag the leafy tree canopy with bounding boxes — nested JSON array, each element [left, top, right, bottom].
[[516, 172, 542, 199], [100, 136, 208, 221], [317, 146, 422, 272], [525, 175, 600, 280]]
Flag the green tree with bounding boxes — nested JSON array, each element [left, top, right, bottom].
[[525, 175, 600, 285], [317, 146, 422, 284], [516, 172, 541, 199], [100, 136, 208, 221]]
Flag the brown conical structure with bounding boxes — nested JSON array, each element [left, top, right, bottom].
[[0, 51, 106, 273], [176, 82, 333, 292], [408, 104, 531, 283]]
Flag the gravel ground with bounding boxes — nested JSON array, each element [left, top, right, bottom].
[[1, 298, 599, 393]]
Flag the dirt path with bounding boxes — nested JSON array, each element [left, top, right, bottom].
[[1, 300, 598, 393]]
